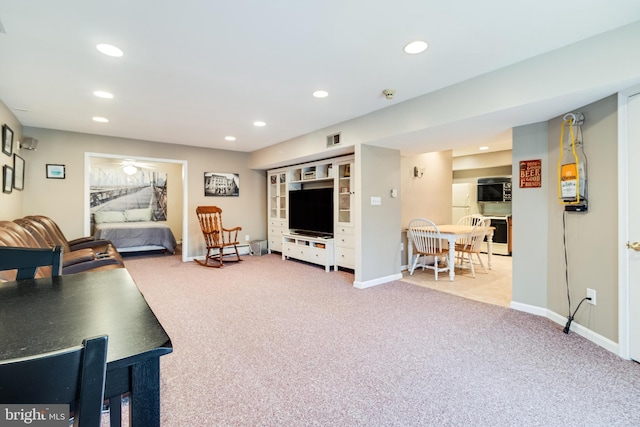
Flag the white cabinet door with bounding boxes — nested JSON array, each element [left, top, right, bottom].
[[452, 183, 470, 207]]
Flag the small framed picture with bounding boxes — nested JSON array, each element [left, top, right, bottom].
[[3, 165, 13, 193], [13, 154, 24, 190], [46, 164, 66, 179], [2, 124, 13, 156]]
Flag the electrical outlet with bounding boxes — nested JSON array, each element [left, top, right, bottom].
[[245, 234, 250, 242], [587, 288, 596, 305]]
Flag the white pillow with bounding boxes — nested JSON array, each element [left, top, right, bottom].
[[94, 210, 125, 224], [124, 208, 153, 222]]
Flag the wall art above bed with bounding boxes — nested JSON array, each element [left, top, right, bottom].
[[89, 167, 168, 221]]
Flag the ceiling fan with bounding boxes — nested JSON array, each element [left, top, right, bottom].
[[105, 159, 155, 175]]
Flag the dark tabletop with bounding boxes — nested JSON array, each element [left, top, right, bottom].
[[0, 268, 172, 369]]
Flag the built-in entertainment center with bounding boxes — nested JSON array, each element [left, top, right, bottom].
[[267, 154, 354, 271]]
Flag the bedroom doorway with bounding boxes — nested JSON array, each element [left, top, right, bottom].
[[84, 152, 188, 262]]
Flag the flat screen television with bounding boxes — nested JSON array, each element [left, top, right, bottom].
[[288, 187, 334, 237]]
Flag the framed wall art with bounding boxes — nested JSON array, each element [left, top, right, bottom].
[[2, 124, 13, 156], [13, 154, 24, 190], [204, 172, 239, 197], [46, 164, 66, 179], [3, 165, 13, 193]]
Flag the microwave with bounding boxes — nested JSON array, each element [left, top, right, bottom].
[[477, 177, 512, 202]]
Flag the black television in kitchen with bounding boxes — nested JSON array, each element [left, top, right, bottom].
[[288, 187, 334, 237]]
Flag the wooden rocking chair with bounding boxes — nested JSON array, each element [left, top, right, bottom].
[[195, 206, 243, 268]]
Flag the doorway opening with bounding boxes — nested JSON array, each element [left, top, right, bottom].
[[83, 152, 188, 262]]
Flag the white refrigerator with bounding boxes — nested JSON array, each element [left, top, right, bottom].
[[452, 183, 471, 224]]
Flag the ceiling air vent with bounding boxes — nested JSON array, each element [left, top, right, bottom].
[[326, 132, 341, 147]]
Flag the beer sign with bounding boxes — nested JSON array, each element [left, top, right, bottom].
[[519, 159, 542, 188]]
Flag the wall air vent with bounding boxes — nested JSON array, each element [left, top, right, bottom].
[[326, 132, 341, 147]]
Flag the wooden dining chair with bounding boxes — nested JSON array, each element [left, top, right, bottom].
[[195, 206, 243, 267], [454, 218, 490, 278], [0, 245, 63, 280], [407, 218, 450, 281], [0, 335, 108, 427]]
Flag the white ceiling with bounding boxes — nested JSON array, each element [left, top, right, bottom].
[[1, 1, 639, 157]]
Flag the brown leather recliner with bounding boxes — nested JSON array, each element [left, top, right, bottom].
[[22, 215, 123, 261], [0, 221, 58, 281], [0, 220, 123, 277]]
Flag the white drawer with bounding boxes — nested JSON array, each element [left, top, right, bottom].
[[282, 243, 301, 259], [302, 246, 322, 263], [335, 246, 354, 269], [269, 226, 287, 236], [335, 226, 354, 235], [269, 237, 282, 252], [269, 219, 286, 227], [334, 233, 355, 248], [282, 244, 317, 262]]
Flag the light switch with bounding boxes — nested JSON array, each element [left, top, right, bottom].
[[371, 196, 382, 206]]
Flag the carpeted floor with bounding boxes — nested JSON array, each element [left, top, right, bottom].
[[111, 252, 639, 426]]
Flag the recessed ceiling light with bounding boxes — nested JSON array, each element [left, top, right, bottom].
[[253, 121, 266, 127], [313, 90, 328, 98], [93, 90, 114, 99], [225, 136, 236, 141], [96, 43, 123, 57], [404, 40, 428, 54], [479, 146, 489, 151], [92, 116, 109, 123]]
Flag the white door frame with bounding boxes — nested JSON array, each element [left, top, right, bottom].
[[84, 152, 189, 262], [617, 84, 640, 359]]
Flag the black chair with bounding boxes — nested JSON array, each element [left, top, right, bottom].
[[0, 335, 108, 427], [0, 245, 62, 280]]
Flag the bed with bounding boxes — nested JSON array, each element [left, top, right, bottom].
[[93, 208, 177, 254]]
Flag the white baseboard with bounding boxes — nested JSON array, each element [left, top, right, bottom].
[[187, 244, 251, 263], [546, 309, 620, 355], [511, 301, 620, 356], [354, 273, 403, 289], [510, 301, 548, 317]]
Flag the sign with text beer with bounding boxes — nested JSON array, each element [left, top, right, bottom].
[[519, 159, 542, 188]]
